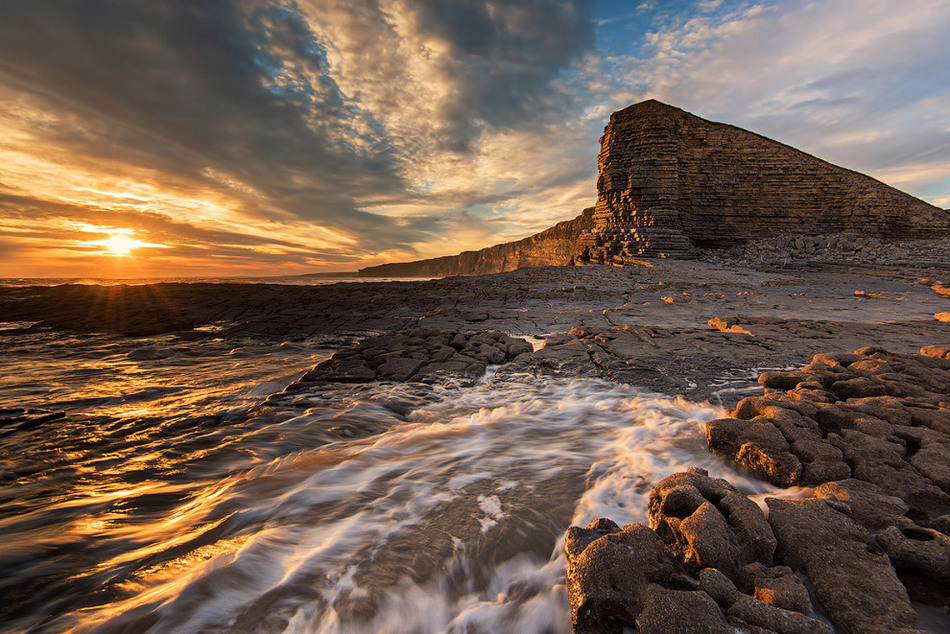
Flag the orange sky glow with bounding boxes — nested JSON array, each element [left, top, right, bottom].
[[1, 1, 947, 279]]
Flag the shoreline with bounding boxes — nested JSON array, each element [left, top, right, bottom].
[[2, 257, 948, 631], [3, 258, 948, 401]]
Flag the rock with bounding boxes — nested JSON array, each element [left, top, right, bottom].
[[877, 525, 950, 585], [710, 349, 950, 528], [297, 329, 532, 384], [727, 595, 832, 634], [753, 572, 811, 615], [705, 418, 801, 487], [648, 471, 776, 583], [698, 567, 739, 608], [577, 100, 948, 262], [359, 208, 596, 277], [376, 357, 425, 381], [921, 345, 950, 360], [766, 497, 917, 633], [759, 370, 810, 390], [813, 479, 910, 531], [565, 522, 716, 632], [792, 438, 851, 485], [708, 317, 755, 336], [564, 518, 620, 562], [831, 430, 950, 524], [829, 377, 887, 399], [635, 586, 732, 634], [812, 352, 863, 367]]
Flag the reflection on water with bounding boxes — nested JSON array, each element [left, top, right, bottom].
[[0, 328, 780, 633]]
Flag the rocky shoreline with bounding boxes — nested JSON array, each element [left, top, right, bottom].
[[2, 257, 949, 631], [567, 346, 949, 633]]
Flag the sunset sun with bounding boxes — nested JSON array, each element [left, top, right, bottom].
[[103, 233, 140, 256], [83, 228, 166, 257]]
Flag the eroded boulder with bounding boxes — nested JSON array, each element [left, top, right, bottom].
[[766, 497, 917, 634], [648, 470, 776, 583], [564, 520, 731, 632]]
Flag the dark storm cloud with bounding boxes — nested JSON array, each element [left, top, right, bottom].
[[0, 0, 597, 253], [0, 1, 395, 215], [408, 0, 596, 149]]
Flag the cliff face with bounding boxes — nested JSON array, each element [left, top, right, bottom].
[[361, 100, 949, 276], [358, 208, 594, 277], [579, 100, 949, 262]]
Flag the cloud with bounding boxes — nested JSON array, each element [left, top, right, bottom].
[[615, 0, 950, 204], [0, 0, 598, 274], [3, 0, 945, 277]]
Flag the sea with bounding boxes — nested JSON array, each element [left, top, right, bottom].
[[0, 278, 787, 633], [0, 275, 418, 288]]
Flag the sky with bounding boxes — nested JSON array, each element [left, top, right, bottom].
[[0, 0, 947, 278]]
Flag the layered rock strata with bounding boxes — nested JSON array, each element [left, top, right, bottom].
[[578, 100, 949, 263], [358, 208, 594, 277], [567, 347, 950, 633], [362, 100, 948, 276]]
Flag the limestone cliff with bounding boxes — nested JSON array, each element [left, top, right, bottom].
[[358, 207, 594, 277], [579, 100, 949, 262], [360, 100, 948, 276]]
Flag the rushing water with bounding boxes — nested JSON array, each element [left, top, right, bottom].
[[0, 326, 786, 633]]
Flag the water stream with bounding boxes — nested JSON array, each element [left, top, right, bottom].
[[0, 328, 784, 633]]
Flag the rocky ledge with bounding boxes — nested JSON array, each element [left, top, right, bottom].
[[294, 328, 533, 385], [567, 346, 950, 633]]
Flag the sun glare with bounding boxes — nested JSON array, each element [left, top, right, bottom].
[[81, 227, 166, 257], [104, 233, 140, 255]]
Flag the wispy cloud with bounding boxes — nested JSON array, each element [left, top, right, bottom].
[[616, 0, 950, 202], [0, 0, 946, 277], [0, 0, 598, 275]]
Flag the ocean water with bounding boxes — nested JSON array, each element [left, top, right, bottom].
[[0, 276, 427, 288], [0, 326, 785, 633]]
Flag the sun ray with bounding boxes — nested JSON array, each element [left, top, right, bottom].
[[81, 228, 168, 257]]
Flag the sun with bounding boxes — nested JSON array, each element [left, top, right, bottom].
[[103, 233, 141, 255], [82, 227, 166, 257]]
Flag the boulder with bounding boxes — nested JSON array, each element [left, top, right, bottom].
[[635, 586, 732, 634], [705, 418, 802, 487], [698, 567, 740, 608], [727, 595, 831, 634], [752, 572, 811, 615], [565, 521, 730, 632], [813, 479, 911, 531], [648, 471, 775, 582], [877, 525, 950, 585], [766, 497, 917, 633]]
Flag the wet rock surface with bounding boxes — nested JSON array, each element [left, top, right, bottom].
[[295, 328, 532, 385], [565, 519, 732, 633], [568, 348, 950, 633], [705, 348, 950, 519], [647, 469, 776, 583], [768, 496, 917, 634], [567, 470, 832, 634]]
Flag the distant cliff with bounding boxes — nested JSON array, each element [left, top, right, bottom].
[[361, 99, 949, 276], [579, 100, 950, 262], [358, 208, 594, 278]]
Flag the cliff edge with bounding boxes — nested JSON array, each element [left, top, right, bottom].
[[360, 100, 949, 276], [579, 100, 949, 262], [358, 207, 594, 278]]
